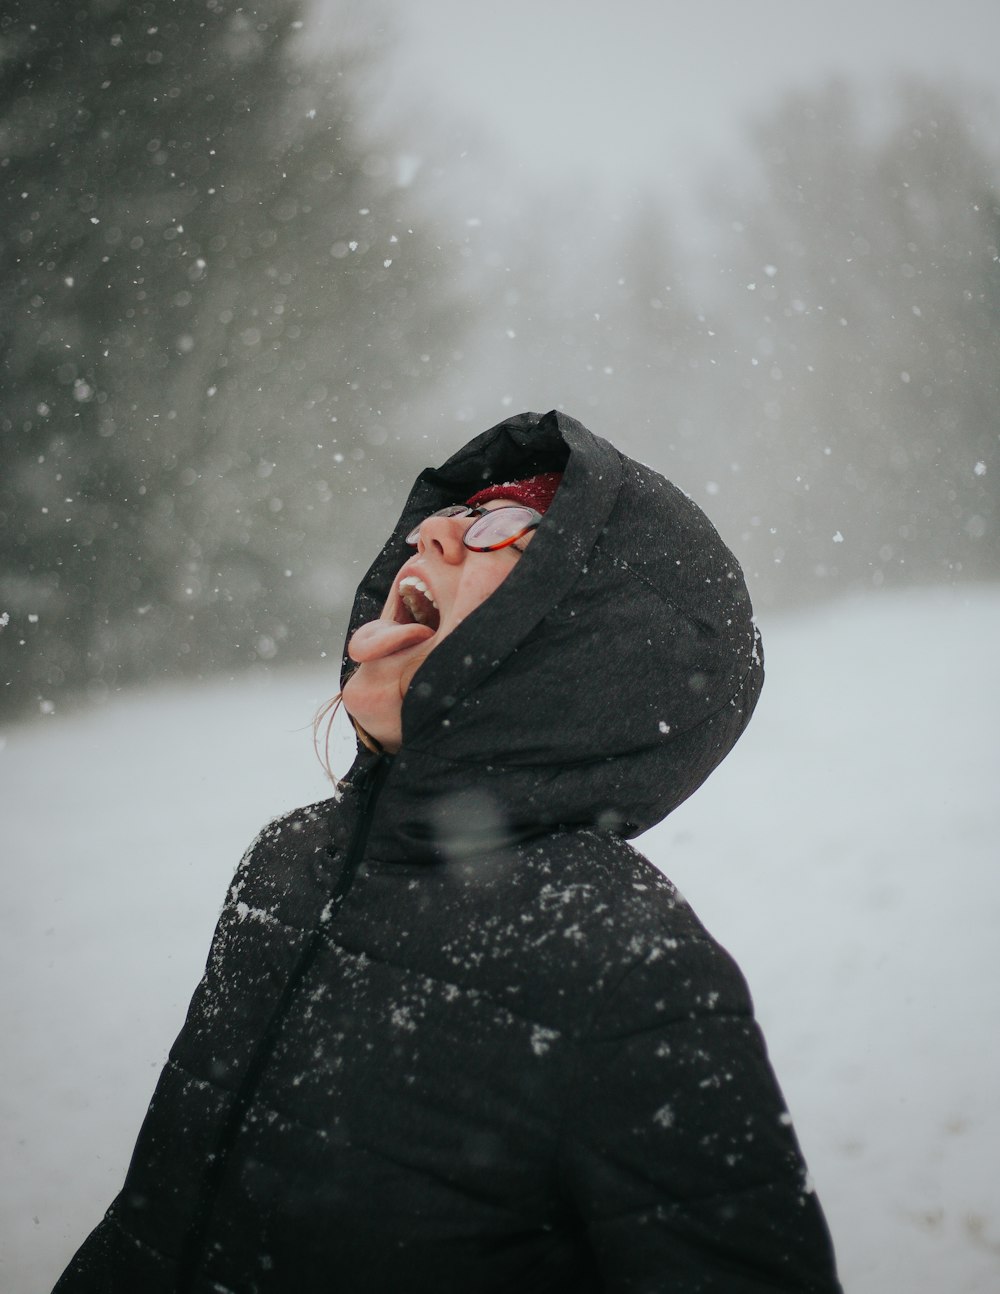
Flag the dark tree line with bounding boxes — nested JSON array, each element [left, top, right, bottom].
[[1, 0, 461, 716], [3, 33, 997, 722]]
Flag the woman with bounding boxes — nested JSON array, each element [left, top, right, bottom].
[[55, 410, 841, 1292]]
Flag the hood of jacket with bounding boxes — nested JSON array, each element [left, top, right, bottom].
[[340, 410, 763, 862]]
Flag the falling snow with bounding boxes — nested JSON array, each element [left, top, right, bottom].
[[4, 588, 998, 1293]]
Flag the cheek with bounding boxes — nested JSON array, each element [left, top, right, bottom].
[[454, 560, 514, 619]]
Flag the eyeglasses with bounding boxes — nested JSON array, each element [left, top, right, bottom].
[[405, 504, 542, 552]]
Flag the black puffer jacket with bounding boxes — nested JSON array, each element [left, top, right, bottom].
[[55, 412, 841, 1293]]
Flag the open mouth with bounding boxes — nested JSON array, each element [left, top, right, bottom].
[[397, 575, 441, 633]]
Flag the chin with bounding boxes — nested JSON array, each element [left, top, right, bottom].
[[342, 672, 401, 753]]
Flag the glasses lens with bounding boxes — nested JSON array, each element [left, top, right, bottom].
[[405, 505, 471, 544], [464, 506, 538, 551]]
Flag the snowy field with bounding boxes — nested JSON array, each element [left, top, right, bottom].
[[3, 586, 999, 1293]]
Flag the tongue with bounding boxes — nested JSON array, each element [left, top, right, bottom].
[[348, 618, 435, 663]]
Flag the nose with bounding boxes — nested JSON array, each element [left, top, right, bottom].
[[415, 511, 469, 564]]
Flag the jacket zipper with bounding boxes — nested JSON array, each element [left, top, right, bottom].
[[176, 754, 390, 1291]]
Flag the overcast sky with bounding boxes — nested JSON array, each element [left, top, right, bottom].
[[338, 0, 1000, 209]]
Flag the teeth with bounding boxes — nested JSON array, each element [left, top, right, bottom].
[[398, 575, 437, 605], [398, 575, 438, 627]]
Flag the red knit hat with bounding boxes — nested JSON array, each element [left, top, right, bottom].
[[465, 470, 562, 514]]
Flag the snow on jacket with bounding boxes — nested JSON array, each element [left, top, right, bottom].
[[54, 411, 842, 1293]]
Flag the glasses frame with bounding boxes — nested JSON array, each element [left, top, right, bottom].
[[405, 504, 542, 552]]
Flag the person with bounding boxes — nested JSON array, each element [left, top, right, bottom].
[[54, 410, 842, 1293]]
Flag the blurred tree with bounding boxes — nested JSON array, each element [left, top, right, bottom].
[[712, 79, 1000, 601], [445, 188, 716, 479], [0, 0, 462, 717], [601, 200, 742, 506]]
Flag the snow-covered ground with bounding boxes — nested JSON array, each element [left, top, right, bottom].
[[3, 586, 998, 1292]]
